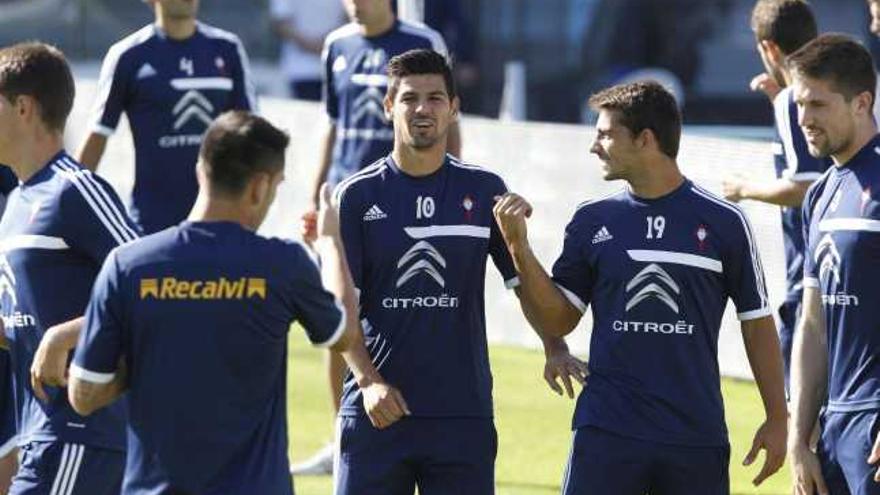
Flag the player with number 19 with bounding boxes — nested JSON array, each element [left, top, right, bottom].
[[494, 81, 788, 494]]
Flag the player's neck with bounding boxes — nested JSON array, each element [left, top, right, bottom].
[[626, 159, 685, 199], [8, 132, 64, 183], [188, 192, 256, 231], [832, 123, 878, 166], [392, 144, 446, 176], [156, 16, 197, 41], [360, 14, 395, 37]]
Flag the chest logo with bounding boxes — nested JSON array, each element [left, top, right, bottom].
[[696, 225, 708, 251], [332, 55, 347, 73], [396, 241, 446, 288], [361, 49, 386, 70], [352, 86, 388, 123], [591, 226, 613, 245], [172, 90, 214, 130], [815, 234, 841, 286], [136, 63, 157, 80], [625, 263, 680, 314], [363, 204, 388, 222]]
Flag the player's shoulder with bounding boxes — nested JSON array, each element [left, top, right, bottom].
[[804, 167, 835, 205], [333, 158, 391, 204], [103, 24, 157, 66], [196, 22, 247, 53], [324, 22, 362, 49], [396, 20, 446, 51], [685, 181, 755, 231], [447, 155, 507, 189], [48, 154, 114, 199]]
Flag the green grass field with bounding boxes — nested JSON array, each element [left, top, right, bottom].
[[286, 331, 790, 495]]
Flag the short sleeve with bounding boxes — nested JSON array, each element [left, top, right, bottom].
[[227, 38, 258, 112], [322, 41, 339, 121], [335, 182, 363, 289], [722, 208, 772, 320], [802, 183, 820, 287], [70, 250, 126, 384], [550, 217, 593, 314], [487, 178, 518, 288], [286, 243, 346, 347], [89, 44, 132, 136], [59, 166, 140, 264]]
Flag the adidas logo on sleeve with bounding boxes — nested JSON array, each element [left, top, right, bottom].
[[592, 226, 613, 244], [363, 205, 388, 221]]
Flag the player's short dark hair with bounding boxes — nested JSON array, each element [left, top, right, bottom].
[[387, 49, 456, 100], [0, 42, 74, 132], [786, 33, 877, 103], [588, 81, 682, 159], [750, 0, 818, 55], [199, 111, 289, 196]]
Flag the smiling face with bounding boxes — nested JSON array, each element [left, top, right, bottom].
[[385, 73, 458, 151], [590, 109, 642, 181], [792, 74, 861, 159]]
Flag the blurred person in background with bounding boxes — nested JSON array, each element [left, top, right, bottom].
[[77, 0, 256, 235], [722, 0, 829, 396], [295, 0, 456, 476], [270, 0, 347, 101]]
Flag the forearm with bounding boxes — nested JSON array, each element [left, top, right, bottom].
[[75, 133, 107, 172], [739, 179, 811, 207], [69, 358, 127, 416], [310, 123, 336, 207], [49, 316, 84, 351], [508, 240, 580, 337], [789, 300, 827, 447], [741, 316, 788, 422]]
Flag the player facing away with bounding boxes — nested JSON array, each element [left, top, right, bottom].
[[298, 0, 458, 475], [493, 81, 788, 495], [723, 0, 829, 393], [0, 166, 20, 494], [77, 0, 257, 234], [67, 111, 408, 495], [786, 34, 880, 495], [328, 49, 576, 494], [0, 42, 139, 495]]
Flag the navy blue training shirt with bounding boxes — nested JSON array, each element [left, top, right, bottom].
[[803, 135, 880, 413], [552, 180, 771, 447], [334, 155, 518, 418], [71, 221, 345, 495], [89, 22, 256, 234]]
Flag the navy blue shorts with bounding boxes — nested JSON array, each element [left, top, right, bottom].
[[561, 426, 730, 495], [819, 410, 880, 495], [335, 416, 496, 495], [9, 441, 123, 495], [776, 298, 800, 396]]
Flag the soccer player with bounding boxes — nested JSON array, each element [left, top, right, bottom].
[[77, 0, 257, 234], [0, 42, 139, 494], [722, 0, 829, 393], [329, 48, 557, 494], [67, 111, 407, 494], [493, 81, 788, 494], [298, 0, 458, 474], [787, 34, 880, 495]]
